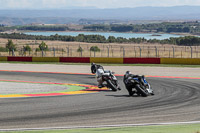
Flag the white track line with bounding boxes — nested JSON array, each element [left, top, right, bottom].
[[1, 121, 200, 131]]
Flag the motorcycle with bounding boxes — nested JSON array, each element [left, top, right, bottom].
[[91, 63, 121, 91], [101, 71, 121, 91], [124, 75, 154, 97]]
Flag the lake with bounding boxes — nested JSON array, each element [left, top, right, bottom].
[[24, 31, 183, 40]]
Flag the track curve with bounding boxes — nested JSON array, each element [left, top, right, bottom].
[[0, 71, 200, 129]]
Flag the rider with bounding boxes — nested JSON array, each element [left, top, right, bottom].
[[91, 63, 105, 88], [123, 71, 134, 96], [123, 71, 145, 96], [91, 63, 121, 90]]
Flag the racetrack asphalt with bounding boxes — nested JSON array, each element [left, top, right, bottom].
[[0, 70, 200, 129]]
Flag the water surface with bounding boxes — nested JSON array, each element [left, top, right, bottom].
[[24, 31, 182, 40]]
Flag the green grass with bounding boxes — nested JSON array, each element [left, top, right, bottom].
[[3, 123, 200, 133], [1, 61, 200, 68]]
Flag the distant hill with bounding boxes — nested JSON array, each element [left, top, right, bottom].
[[0, 6, 200, 25], [0, 17, 79, 25]]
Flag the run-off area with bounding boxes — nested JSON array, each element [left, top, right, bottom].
[[0, 81, 68, 94]]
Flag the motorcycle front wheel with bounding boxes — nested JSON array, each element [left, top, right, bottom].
[[135, 84, 149, 97], [107, 80, 118, 91]]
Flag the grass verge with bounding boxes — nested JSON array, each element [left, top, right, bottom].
[[1, 61, 200, 68], [3, 123, 200, 133]]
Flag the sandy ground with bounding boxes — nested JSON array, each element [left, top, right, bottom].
[[0, 63, 200, 77], [1, 38, 199, 58]]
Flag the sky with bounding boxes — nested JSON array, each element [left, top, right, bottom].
[[0, 0, 200, 9]]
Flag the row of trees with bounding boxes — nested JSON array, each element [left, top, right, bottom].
[[0, 39, 48, 52], [83, 21, 200, 33], [77, 46, 100, 52], [0, 25, 69, 32], [0, 33, 200, 46], [1, 21, 200, 33], [16, 26, 69, 31], [0, 39, 101, 54], [0, 33, 107, 43]]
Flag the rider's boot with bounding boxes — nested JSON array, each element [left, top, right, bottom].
[[98, 85, 103, 88]]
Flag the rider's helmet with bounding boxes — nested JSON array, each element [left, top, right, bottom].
[[126, 71, 131, 75], [123, 71, 131, 83], [124, 71, 131, 79], [91, 63, 97, 74], [91, 62, 96, 66]]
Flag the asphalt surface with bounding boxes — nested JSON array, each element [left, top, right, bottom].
[[0, 71, 200, 129]]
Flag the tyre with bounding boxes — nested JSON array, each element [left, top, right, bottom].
[[117, 86, 122, 91], [146, 83, 154, 95], [126, 87, 132, 96], [135, 84, 149, 97], [107, 80, 117, 91]]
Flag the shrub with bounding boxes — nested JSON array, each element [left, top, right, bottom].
[[35, 48, 40, 52], [0, 47, 8, 52], [23, 45, 32, 52]]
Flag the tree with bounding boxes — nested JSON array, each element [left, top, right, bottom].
[[108, 36, 116, 43], [39, 41, 48, 51], [6, 39, 16, 51], [77, 46, 83, 52], [90, 46, 100, 52]]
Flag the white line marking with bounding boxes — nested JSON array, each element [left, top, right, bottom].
[[1, 121, 200, 131]]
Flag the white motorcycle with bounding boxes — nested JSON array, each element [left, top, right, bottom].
[[101, 71, 121, 91]]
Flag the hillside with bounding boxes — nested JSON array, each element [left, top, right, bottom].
[[0, 6, 200, 25]]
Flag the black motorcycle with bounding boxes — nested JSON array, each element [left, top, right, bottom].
[[124, 74, 154, 97]]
